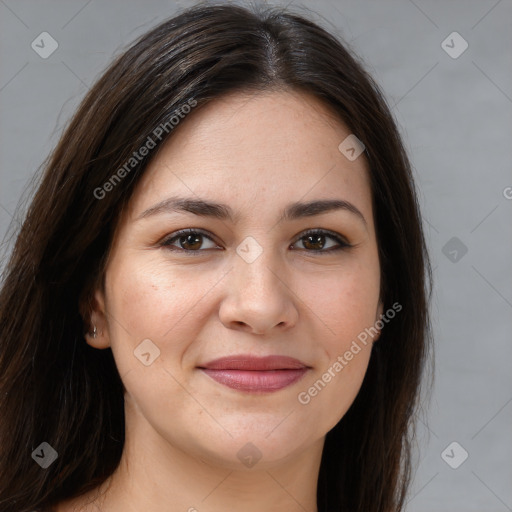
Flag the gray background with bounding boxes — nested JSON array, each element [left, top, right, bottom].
[[1, 0, 511, 510]]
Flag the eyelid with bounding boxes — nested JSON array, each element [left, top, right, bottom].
[[160, 227, 352, 254]]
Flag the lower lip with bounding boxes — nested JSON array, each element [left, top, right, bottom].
[[200, 368, 309, 393]]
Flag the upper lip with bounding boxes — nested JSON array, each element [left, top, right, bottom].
[[198, 355, 310, 371]]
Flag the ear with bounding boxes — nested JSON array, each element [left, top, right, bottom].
[[81, 286, 111, 350]]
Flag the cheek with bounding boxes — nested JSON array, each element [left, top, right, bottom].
[[104, 256, 221, 367], [108, 262, 171, 338], [293, 258, 378, 418], [295, 272, 377, 435], [295, 260, 380, 352], [103, 260, 212, 414], [108, 258, 207, 328]]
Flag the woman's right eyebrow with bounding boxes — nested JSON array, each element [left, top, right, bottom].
[[136, 196, 367, 229]]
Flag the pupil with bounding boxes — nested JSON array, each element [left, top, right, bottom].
[[182, 234, 201, 249], [305, 234, 324, 250]]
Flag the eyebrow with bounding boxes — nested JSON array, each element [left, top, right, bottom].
[[136, 196, 367, 227]]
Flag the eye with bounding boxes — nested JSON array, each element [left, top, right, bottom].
[[160, 228, 352, 255], [291, 229, 351, 254], [160, 228, 219, 253]]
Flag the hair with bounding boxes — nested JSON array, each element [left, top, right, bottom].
[[0, 3, 433, 511]]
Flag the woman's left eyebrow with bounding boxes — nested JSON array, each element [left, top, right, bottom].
[[136, 196, 367, 228]]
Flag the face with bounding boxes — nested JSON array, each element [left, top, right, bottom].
[[88, 90, 383, 470]]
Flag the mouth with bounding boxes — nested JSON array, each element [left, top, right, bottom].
[[197, 355, 311, 393]]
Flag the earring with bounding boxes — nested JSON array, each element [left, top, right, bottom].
[[91, 325, 97, 339]]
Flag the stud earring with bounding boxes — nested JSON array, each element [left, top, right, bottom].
[[91, 325, 97, 339]]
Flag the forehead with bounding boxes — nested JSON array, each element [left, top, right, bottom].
[[125, 89, 373, 225]]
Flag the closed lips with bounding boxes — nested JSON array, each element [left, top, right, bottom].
[[198, 355, 311, 393]]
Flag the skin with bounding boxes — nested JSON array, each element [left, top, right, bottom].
[[59, 89, 383, 512]]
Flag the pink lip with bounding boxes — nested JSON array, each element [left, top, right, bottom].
[[198, 355, 311, 393]]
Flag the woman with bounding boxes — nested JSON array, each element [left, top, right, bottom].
[[0, 3, 433, 511]]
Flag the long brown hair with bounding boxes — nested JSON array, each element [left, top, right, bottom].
[[0, 3, 433, 511]]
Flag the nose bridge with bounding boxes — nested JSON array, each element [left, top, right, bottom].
[[219, 234, 298, 333], [233, 234, 282, 295]]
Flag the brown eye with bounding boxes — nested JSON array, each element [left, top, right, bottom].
[[178, 233, 202, 250], [302, 233, 327, 251], [293, 229, 351, 254], [161, 229, 218, 252]]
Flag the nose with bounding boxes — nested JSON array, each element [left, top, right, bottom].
[[218, 248, 299, 335]]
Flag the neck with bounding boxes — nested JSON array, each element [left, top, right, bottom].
[[65, 394, 323, 512]]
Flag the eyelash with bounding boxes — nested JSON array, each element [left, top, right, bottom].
[[159, 228, 352, 255]]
